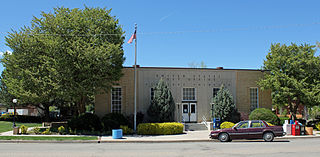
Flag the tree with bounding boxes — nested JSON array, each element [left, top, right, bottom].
[[188, 61, 207, 68], [258, 43, 320, 120], [0, 73, 15, 108], [1, 7, 125, 118], [211, 84, 239, 122], [147, 78, 175, 122]]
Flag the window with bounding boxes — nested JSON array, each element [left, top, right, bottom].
[[250, 121, 264, 128], [236, 122, 249, 129], [150, 88, 154, 100], [183, 88, 196, 101], [250, 87, 259, 111], [111, 87, 122, 113], [213, 88, 220, 98]]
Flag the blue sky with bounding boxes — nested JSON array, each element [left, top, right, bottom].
[[0, 0, 319, 72]]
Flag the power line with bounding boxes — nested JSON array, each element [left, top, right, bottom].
[[0, 22, 319, 36]]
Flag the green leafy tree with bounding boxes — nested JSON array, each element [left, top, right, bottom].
[[147, 78, 175, 122], [0, 73, 15, 108], [258, 43, 320, 120], [212, 84, 240, 122], [1, 7, 125, 118]]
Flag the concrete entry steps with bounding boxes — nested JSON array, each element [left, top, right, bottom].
[[185, 123, 208, 131]]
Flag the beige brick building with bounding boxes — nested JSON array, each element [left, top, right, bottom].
[[95, 67, 271, 122]]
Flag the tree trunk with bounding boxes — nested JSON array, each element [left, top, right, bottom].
[[77, 96, 87, 115], [288, 97, 300, 121], [44, 103, 50, 122]]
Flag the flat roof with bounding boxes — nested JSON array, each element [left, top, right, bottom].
[[123, 66, 269, 72]]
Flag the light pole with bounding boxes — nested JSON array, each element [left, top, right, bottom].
[[12, 99, 17, 128]]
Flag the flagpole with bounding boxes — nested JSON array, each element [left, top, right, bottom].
[[134, 23, 137, 132]]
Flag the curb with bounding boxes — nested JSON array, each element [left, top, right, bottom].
[[0, 139, 214, 144], [0, 136, 319, 143], [278, 135, 320, 139], [0, 140, 100, 143]]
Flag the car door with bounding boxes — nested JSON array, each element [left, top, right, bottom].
[[231, 121, 249, 139], [247, 121, 265, 139]]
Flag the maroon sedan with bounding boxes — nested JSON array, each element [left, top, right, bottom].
[[210, 120, 285, 142]]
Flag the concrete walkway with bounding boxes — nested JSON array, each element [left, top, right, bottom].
[[1, 129, 319, 143]]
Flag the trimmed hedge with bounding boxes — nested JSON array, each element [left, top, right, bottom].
[[0, 115, 43, 123], [249, 108, 280, 125], [137, 122, 183, 135], [220, 122, 235, 129]]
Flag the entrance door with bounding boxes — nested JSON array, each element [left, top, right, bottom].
[[181, 103, 197, 122]]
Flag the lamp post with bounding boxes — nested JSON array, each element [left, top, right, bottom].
[[12, 99, 17, 128]]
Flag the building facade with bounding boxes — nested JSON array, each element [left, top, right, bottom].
[[95, 67, 272, 122]]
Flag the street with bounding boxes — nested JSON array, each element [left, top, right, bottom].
[[0, 138, 319, 157]]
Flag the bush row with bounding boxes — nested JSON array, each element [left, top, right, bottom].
[[0, 115, 43, 123], [67, 113, 134, 133], [137, 122, 183, 135], [0, 114, 65, 123]]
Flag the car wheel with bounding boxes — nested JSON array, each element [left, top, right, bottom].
[[263, 132, 274, 142], [218, 133, 230, 142]]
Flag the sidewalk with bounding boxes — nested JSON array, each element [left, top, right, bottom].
[[1, 129, 319, 143], [100, 130, 212, 143]]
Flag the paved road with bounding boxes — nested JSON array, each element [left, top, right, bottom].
[[0, 138, 319, 157]]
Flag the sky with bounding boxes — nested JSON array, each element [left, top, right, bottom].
[[0, 0, 319, 72]]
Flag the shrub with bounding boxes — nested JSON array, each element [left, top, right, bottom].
[[249, 108, 280, 125], [68, 113, 102, 132], [0, 115, 43, 123], [101, 113, 128, 131], [279, 116, 290, 125], [120, 125, 133, 135], [267, 122, 274, 126], [33, 127, 41, 134], [316, 123, 320, 131], [137, 122, 183, 135], [58, 126, 65, 135], [42, 128, 51, 135], [220, 122, 235, 129], [20, 125, 28, 134]]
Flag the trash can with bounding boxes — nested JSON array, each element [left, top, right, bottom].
[[112, 129, 123, 139], [13, 127, 19, 135]]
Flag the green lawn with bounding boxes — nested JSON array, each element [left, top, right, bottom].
[[0, 121, 42, 133], [0, 136, 98, 141]]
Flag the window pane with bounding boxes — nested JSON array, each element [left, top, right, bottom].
[[150, 88, 154, 100], [111, 87, 121, 113], [213, 88, 219, 98], [183, 88, 195, 100], [183, 105, 188, 113], [191, 104, 196, 113], [250, 88, 258, 110]]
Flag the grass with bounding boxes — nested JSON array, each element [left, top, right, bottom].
[[0, 136, 98, 141], [0, 121, 42, 133]]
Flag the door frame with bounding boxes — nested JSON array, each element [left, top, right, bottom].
[[181, 102, 197, 122]]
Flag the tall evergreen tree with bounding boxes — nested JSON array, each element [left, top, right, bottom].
[[211, 84, 239, 122], [147, 78, 175, 122]]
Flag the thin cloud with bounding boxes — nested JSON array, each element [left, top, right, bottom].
[[160, 12, 175, 22]]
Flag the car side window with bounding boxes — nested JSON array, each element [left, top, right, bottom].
[[237, 122, 248, 129], [250, 122, 262, 128]]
